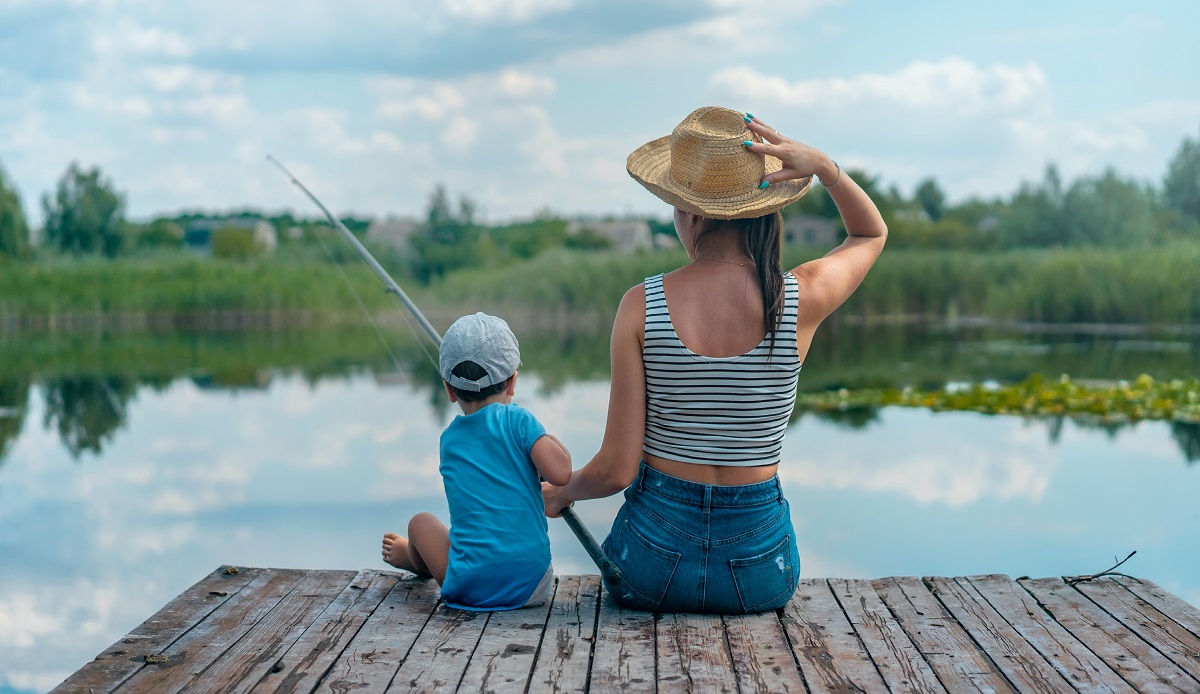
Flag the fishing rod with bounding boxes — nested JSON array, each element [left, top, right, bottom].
[[267, 155, 622, 587]]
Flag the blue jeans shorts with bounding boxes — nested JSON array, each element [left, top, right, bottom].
[[601, 462, 800, 614]]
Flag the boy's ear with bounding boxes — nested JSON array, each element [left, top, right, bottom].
[[443, 381, 459, 403], [505, 371, 518, 396]]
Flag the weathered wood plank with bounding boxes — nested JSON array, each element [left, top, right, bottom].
[[872, 576, 1013, 693], [456, 586, 556, 693], [1020, 578, 1195, 693], [781, 578, 887, 693], [967, 574, 1134, 693], [174, 569, 358, 691], [1115, 577, 1200, 641], [1073, 578, 1200, 686], [386, 604, 489, 693], [528, 575, 601, 694], [829, 578, 945, 693], [314, 577, 441, 694], [723, 611, 805, 693], [51, 566, 261, 694], [251, 569, 399, 693], [656, 612, 737, 693], [590, 594, 656, 692], [118, 568, 311, 692], [925, 576, 1074, 693]]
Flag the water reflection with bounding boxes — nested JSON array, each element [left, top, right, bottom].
[[1172, 421, 1200, 463], [0, 325, 1198, 693], [0, 376, 29, 464], [41, 377, 136, 459], [1, 325, 1198, 465]]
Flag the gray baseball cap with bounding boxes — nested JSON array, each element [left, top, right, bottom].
[[439, 312, 521, 391]]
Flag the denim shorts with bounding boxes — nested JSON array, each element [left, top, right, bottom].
[[601, 462, 800, 614]]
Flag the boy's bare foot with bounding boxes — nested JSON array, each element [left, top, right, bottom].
[[382, 532, 415, 572]]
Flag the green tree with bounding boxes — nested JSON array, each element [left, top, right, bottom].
[[564, 227, 615, 251], [410, 185, 480, 282], [42, 163, 127, 257], [914, 178, 946, 221], [211, 225, 260, 260], [1164, 130, 1200, 223], [492, 218, 568, 259], [1062, 169, 1158, 246], [998, 164, 1067, 247], [135, 218, 184, 250], [0, 163, 29, 259]]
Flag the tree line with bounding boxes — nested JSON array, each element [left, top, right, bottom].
[[2, 128, 1198, 269]]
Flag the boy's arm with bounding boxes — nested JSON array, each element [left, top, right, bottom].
[[531, 433, 571, 486]]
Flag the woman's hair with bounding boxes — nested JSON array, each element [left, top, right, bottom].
[[448, 360, 511, 402], [694, 212, 785, 343]]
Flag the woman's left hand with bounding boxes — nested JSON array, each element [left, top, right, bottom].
[[744, 117, 839, 187], [542, 481, 573, 518]]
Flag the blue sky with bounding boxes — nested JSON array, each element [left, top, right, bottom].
[[0, 0, 1197, 224]]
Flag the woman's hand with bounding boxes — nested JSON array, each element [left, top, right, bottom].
[[542, 480, 573, 519], [744, 116, 839, 188]]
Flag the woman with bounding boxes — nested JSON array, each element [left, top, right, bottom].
[[543, 106, 886, 613]]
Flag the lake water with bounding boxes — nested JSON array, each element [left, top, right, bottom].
[[1, 325, 1198, 693]]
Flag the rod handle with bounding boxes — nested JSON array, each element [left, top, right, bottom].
[[560, 506, 623, 586]]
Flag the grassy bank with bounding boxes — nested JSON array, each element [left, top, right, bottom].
[[2, 242, 1199, 326], [435, 241, 1200, 325], [0, 254, 395, 317]]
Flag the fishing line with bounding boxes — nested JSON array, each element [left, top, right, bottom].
[[308, 215, 436, 378], [266, 156, 439, 376]]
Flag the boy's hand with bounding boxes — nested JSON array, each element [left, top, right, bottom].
[[542, 481, 573, 518]]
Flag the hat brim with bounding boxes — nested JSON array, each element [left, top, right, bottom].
[[627, 135, 812, 220]]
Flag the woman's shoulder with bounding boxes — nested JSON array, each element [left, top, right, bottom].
[[621, 280, 648, 306]]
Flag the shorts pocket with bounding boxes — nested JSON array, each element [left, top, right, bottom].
[[730, 535, 797, 613], [609, 518, 681, 611]]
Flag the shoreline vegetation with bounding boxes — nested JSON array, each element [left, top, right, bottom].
[[796, 374, 1200, 425], [2, 241, 1200, 329]]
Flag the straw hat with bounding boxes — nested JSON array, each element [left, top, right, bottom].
[[627, 106, 811, 220]]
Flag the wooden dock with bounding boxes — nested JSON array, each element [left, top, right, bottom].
[[55, 567, 1200, 693]]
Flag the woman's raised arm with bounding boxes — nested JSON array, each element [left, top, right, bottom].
[[744, 117, 887, 326], [543, 284, 647, 518]]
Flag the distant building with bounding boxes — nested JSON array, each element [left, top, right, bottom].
[[367, 218, 419, 251], [566, 219, 651, 253], [184, 218, 277, 255], [783, 214, 841, 246]]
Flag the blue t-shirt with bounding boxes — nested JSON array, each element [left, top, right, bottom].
[[439, 402, 550, 611]]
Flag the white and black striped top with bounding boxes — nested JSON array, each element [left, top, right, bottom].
[[642, 272, 802, 467]]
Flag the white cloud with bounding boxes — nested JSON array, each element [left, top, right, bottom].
[[443, 0, 573, 23], [93, 20, 192, 59], [141, 65, 238, 94], [496, 68, 556, 99], [712, 57, 1049, 117]]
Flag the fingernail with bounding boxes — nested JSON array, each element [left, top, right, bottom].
[[744, 112, 754, 121], [743, 140, 754, 147], [759, 180, 770, 189]]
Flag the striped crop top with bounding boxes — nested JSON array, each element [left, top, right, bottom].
[[642, 272, 802, 467]]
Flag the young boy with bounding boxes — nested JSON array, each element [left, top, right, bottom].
[[381, 312, 571, 610]]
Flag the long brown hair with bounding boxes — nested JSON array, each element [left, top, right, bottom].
[[694, 211, 785, 341]]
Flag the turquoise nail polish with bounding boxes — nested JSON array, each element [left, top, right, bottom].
[[742, 140, 754, 147], [759, 181, 770, 189], [745, 112, 754, 120]]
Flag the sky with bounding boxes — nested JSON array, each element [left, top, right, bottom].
[[0, 0, 1198, 225]]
